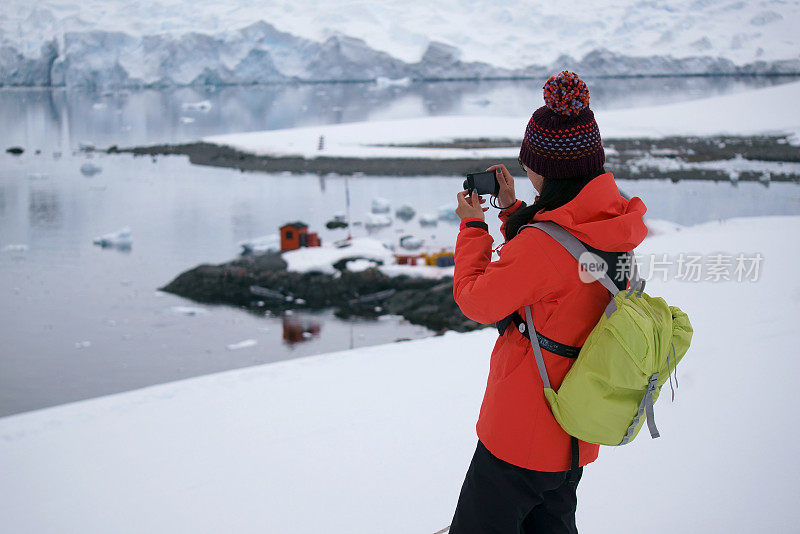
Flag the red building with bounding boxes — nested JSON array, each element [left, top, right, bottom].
[[280, 221, 321, 251], [395, 254, 424, 266]]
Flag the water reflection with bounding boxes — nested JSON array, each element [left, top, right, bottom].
[[28, 188, 61, 228], [1, 76, 797, 153], [282, 315, 322, 345]]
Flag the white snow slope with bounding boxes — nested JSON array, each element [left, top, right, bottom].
[[1, 214, 799, 533], [205, 80, 800, 159]]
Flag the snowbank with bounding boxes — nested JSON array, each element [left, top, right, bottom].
[[1, 215, 799, 533], [281, 236, 455, 278], [281, 237, 394, 274], [205, 81, 800, 159]]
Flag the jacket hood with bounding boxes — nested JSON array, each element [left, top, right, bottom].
[[532, 172, 648, 252]]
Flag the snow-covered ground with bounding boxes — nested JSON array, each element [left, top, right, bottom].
[[1, 214, 798, 533], [204, 81, 800, 159], [2, 0, 799, 87], [281, 236, 394, 274], [281, 236, 455, 279]]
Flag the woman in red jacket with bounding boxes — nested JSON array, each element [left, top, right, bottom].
[[448, 72, 648, 533]]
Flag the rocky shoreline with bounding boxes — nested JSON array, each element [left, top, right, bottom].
[[151, 133, 800, 336], [159, 251, 484, 335], [105, 135, 800, 182]]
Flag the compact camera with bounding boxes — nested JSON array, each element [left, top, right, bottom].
[[463, 170, 500, 197]]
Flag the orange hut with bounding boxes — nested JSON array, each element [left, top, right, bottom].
[[280, 222, 307, 251], [280, 221, 321, 251]]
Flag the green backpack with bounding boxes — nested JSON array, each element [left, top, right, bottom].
[[518, 221, 693, 446]]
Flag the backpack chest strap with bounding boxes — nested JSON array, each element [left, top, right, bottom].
[[508, 311, 581, 358]]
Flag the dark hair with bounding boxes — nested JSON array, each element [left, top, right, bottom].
[[503, 167, 606, 242]]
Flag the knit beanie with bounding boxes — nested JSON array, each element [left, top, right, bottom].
[[519, 71, 605, 179]]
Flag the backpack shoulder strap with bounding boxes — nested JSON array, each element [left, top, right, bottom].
[[518, 221, 642, 297], [520, 220, 645, 393]]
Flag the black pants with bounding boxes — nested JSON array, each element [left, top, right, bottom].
[[449, 440, 582, 534]]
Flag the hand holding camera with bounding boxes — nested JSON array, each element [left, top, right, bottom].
[[486, 164, 516, 208], [461, 164, 517, 212], [455, 190, 488, 221]]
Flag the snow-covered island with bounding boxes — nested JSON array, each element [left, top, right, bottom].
[[112, 82, 800, 182], [159, 235, 469, 334], [2, 214, 798, 533]]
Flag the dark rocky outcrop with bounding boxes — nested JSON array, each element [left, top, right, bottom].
[[105, 135, 800, 182], [160, 251, 486, 334]]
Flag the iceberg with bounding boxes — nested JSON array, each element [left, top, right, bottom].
[[92, 226, 132, 249]]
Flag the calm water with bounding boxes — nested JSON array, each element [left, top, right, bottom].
[[2, 77, 799, 417]]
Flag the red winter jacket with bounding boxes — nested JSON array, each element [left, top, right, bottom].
[[453, 172, 648, 471]]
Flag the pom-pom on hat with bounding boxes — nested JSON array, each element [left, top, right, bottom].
[[543, 71, 590, 116], [519, 71, 605, 180]]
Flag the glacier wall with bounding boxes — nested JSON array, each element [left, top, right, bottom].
[[1, 21, 798, 90]]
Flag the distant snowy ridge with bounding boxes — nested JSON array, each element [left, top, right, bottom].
[[204, 81, 800, 159], [1, 0, 800, 89]]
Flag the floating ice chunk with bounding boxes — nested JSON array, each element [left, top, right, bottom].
[[437, 204, 460, 222], [3, 244, 28, 253], [399, 235, 424, 250], [371, 197, 391, 213], [180, 116, 196, 124], [226, 339, 258, 350], [364, 212, 392, 228], [419, 213, 438, 226], [171, 306, 208, 316], [93, 227, 132, 249], [27, 173, 48, 180], [74, 341, 92, 349], [92, 103, 107, 110], [181, 100, 212, 112], [80, 162, 102, 176], [395, 204, 416, 221]]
